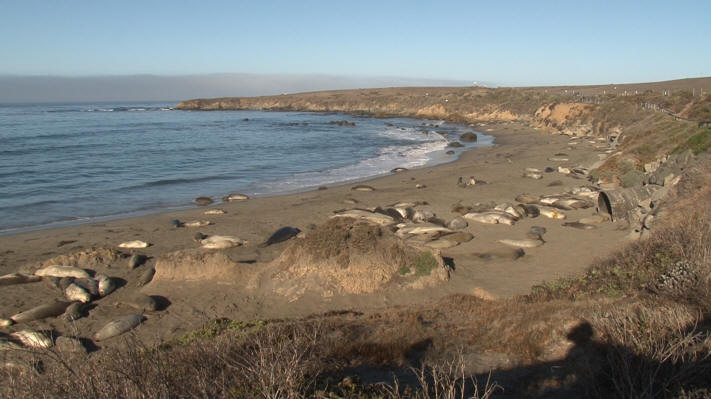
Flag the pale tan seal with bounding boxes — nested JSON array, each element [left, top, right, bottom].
[[118, 240, 150, 249], [35, 266, 90, 279]]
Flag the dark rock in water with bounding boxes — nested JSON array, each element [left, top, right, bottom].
[[327, 120, 356, 126], [64, 302, 88, 321], [447, 141, 464, 148], [544, 167, 555, 173], [193, 232, 208, 242], [446, 150, 455, 155], [170, 219, 184, 228], [317, 186, 328, 190], [137, 267, 155, 287], [460, 132, 478, 142], [242, 118, 249, 121], [128, 254, 147, 270], [259, 227, 302, 248], [194, 197, 213, 206]]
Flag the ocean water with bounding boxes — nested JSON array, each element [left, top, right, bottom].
[[0, 102, 492, 233]]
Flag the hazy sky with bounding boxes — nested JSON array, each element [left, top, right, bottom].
[[1, 0, 709, 98]]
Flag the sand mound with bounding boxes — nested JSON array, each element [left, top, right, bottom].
[[39, 248, 124, 269], [152, 250, 247, 283], [271, 217, 450, 297]]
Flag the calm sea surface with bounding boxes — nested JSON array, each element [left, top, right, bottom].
[[0, 102, 492, 233]]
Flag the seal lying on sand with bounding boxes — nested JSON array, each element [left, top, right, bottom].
[[200, 235, 247, 249], [194, 197, 214, 206], [463, 211, 516, 225], [498, 238, 544, 248], [0, 273, 41, 287], [35, 266, 90, 279], [10, 302, 71, 324], [223, 193, 249, 201], [118, 240, 150, 249], [11, 330, 53, 348], [351, 184, 375, 192], [473, 247, 525, 261], [93, 314, 145, 341], [258, 227, 301, 248], [562, 222, 597, 230]]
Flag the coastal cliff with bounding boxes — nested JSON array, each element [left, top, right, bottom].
[[177, 79, 711, 182]]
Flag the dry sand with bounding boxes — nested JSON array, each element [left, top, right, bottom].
[[0, 122, 629, 347]]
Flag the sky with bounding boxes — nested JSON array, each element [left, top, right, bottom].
[[0, 1, 709, 101]]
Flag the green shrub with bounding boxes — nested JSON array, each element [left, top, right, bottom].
[[414, 251, 437, 276]]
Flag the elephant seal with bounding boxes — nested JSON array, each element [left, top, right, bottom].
[[447, 217, 468, 230], [351, 184, 375, 192], [523, 172, 543, 180], [498, 238, 544, 248], [538, 208, 566, 219], [223, 193, 249, 201], [515, 194, 540, 204], [73, 278, 99, 296], [391, 167, 408, 173], [258, 227, 302, 248], [96, 274, 116, 297], [118, 240, 150, 249], [194, 197, 214, 206], [136, 267, 155, 287], [517, 204, 540, 218], [0, 273, 41, 287], [63, 302, 88, 321], [11, 330, 53, 348], [128, 254, 147, 269], [440, 231, 474, 243], [0, 318, 13, 328], [563, 222, 597, 230], [474, 247, 525, 261], [93, 314, 145, 341], [184, 220, 212, 227], [10, 301, 71, 324], [203, 209, 226, 215], [529, 226, 547, 237], [121, 294, 158, 312], [65, 283, 91, 303], [200, 235, 247, 249], [463, 212, 516, 226], [193, 232, 208, 242], [35, 266, 90, 279]]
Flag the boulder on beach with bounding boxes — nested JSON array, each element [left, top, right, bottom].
[[271, 217, 450, 298], [460, 132, 478, 142]]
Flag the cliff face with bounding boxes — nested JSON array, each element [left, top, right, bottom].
[[176, 85, 711, 174], [176, 87, 605, 137]]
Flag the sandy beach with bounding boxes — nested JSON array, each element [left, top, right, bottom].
[[0, 121, 628, 346]]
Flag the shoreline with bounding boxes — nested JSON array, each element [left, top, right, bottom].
[[0, 108, 484, 236], [0, 120, 629, 346]]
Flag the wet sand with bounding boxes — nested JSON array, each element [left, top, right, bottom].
[[0, 121, 628, 346]]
